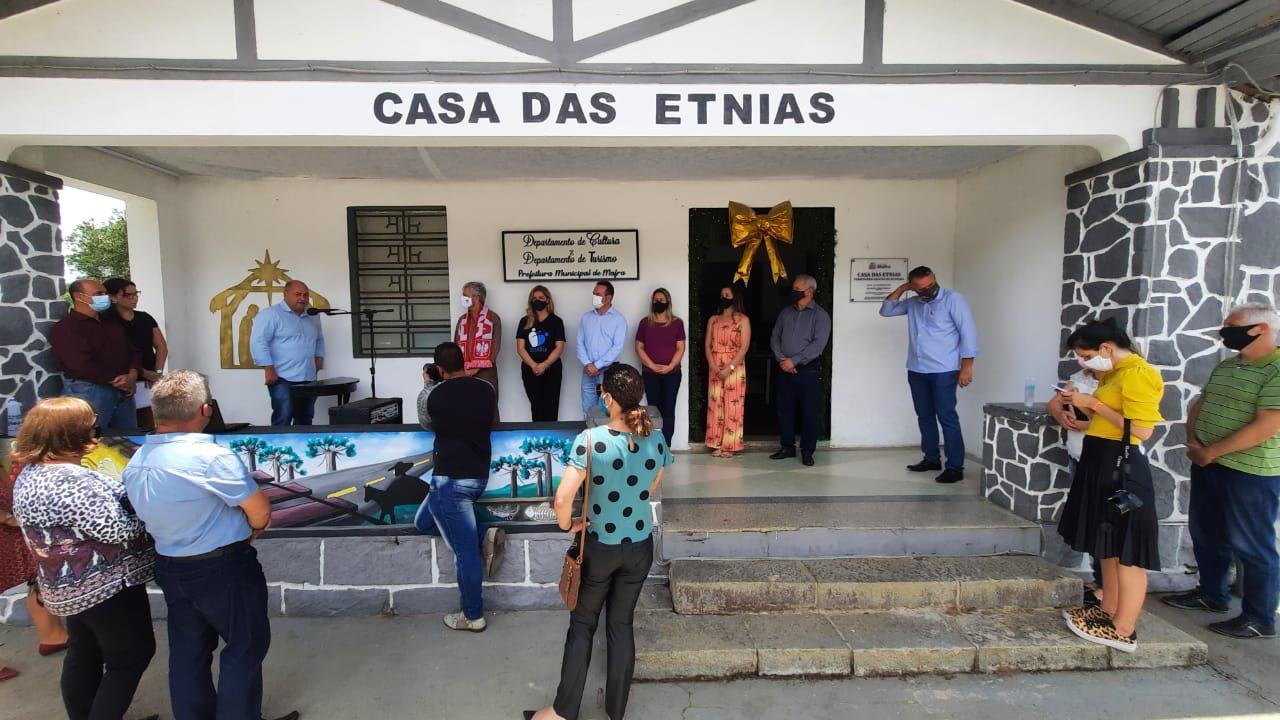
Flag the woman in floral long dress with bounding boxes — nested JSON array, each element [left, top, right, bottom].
[[704, 285, 751, 458]]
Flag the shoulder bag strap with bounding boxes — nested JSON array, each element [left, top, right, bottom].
[[577, 429, 591, 562], [1115, 418, 1132, 486]]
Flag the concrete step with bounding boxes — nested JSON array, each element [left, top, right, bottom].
[[632, 607, 1208, 681], [660, 496, 1040, 560], [669, 556, 1081, 614]]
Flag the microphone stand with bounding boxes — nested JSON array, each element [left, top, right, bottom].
[[309, 308, 391, 400]]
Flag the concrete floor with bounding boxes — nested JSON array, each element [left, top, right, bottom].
[[1, 599, 1275, 720], [664, 448, 974, 499]]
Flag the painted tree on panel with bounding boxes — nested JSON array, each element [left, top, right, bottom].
[[305, 436, 357, 472], [230, 437, 269, 471], [519, 436, 572, 496], [491, 455, 539, 498]]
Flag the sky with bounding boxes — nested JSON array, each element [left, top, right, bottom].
[[60, 185, 125, 282]]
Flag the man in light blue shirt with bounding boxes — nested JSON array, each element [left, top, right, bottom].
[[576, 281, 628, 417], [123, 371, 297, 720], [250, 279, 325, 425], [880, 266, 979, 484]]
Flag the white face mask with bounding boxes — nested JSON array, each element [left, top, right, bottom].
[[460, 295, 473, 310], [591, 294, 604, 309], [1081, 355, 1113, 372]]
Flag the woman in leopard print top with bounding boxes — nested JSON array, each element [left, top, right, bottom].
[[10, 397, 156, 720]]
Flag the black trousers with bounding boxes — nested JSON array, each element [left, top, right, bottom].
[[553, 535, 654, 720], [62, 583, 156, 720], [642, 370, 681, 448], [776, 364, 821, 454], [522, 360, 563, 422]]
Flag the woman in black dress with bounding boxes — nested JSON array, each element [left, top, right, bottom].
[[1057, 319, 1164, 653]]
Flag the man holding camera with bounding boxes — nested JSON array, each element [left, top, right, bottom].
[[414, 342, 505, 632], [1165, 302, 1280, 640]]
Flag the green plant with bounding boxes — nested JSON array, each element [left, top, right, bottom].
[[64, 209, 129, 280]]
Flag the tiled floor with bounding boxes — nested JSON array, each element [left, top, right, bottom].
[[662, 447, 978, 499]]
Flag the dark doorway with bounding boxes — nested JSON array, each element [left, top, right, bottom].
[[687, 207, 836, 443]]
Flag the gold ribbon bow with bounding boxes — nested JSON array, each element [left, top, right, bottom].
[[728, 201, 794, 285]]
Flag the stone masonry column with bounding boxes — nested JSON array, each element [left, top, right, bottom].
[[0, 161, 65, 412]]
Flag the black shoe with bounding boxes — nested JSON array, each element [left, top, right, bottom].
[[523, 712, 537, 720], [934, 469, 963, 484], [1208, 616, 1277, 639], [801, 452, 815, 466], [1161, 590, 1230, 613], [1082, 586, 1101, 608], [769, 448, 796, 460], [907, 459, 942, 472], [264, 712, 301, 720]]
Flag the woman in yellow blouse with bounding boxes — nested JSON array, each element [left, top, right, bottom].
[[1058, 319, 1164, 654]]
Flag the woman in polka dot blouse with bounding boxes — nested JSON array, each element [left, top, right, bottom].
[[526, 363, 672, 720]]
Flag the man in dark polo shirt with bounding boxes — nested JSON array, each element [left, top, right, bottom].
[[1165, 302, 1280, 640], [412, 342, 505, 632], [49, 278, 142, 430]]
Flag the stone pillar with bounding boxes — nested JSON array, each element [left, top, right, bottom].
[[1048, 91, 1280, 581], [0, 161, 65, 412]]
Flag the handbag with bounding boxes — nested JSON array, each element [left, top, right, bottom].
[[1106, 419, 1144, 514], [559, 429, 591, 610]]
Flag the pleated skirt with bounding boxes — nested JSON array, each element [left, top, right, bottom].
[[1058, 435, 1161, 572]]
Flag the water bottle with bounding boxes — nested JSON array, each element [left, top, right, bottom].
[[1023, 380, 1037, 409], [4, 398, 21, 437]]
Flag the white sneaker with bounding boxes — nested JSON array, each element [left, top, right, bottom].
[[482, 527, 507, 578], [443, 612, 487, 632]]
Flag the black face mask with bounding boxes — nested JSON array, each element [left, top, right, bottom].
[[716, 297, 734, 311], [1220, 323, 1260, 351], [790, 290, 806, 303], [651, 301, 669, 314], [531, 299, 548, 312], [917, 284, 940, 302]]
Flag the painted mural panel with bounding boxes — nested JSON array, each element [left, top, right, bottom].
[[84, 428, 578, 531]]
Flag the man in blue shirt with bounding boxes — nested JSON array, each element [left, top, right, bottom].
[[250, 280, 325, 426], [576, 281, 628, 417], [880, 266, 979, 483], [123, 371, 298, 720]]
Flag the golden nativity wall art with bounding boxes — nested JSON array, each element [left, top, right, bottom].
[[209, 251, 331, 369]]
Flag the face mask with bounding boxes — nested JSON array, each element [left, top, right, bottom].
[[717, 297, 733, 311], [652, 301, 669, 314], [917, 285, 940, 302], [790, 290, 806, 304], [88, 295, 111, 312], [592, 294, 605, 309], [598, 394, 609, 415], [1220, 324, 1260, 351], [531, 299, 548, 312], [1081, 355, 1113, 372], [460, 295, 473, 310]]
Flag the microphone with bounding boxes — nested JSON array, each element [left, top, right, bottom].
[[306, 308, 350, 316]]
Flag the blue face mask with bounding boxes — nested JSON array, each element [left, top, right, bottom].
[[598, 395, 609, 416], [89, 295, 112, 312]]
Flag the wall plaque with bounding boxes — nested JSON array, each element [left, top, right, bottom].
[[849, 258, 908, 302], [502, 229, 639, 282]]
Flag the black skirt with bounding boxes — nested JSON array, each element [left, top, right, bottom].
[[1058, 435, 1161, 571]]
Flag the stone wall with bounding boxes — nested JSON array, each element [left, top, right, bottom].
[[0, 162, 65, 413], [1, 531, 667, 622]]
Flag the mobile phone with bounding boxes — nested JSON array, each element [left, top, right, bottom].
[[1052, 385, 1071, 393]]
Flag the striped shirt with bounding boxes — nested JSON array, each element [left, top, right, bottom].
[[1194, 349, 1280, 476]]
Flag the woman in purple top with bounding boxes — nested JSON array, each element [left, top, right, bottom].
[[635, 288, 686, 447]]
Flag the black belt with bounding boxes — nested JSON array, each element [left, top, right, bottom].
[[163, 539, 250, 562]]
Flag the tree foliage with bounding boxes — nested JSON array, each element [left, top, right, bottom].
[[64, 209, 129, 280]]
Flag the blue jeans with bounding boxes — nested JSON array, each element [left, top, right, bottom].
[[581, 370, 604, 418], [64, 379, 137, 430], [776, 363, 821, 454], [267, 379, 316, 426], [414, 476, 489, 620], [642, 370, 681, 448], [154, 544, 271, 720], [907, 370, 964, 472], [1188, 463, 1280, 628]]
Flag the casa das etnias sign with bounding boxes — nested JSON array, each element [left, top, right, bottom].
[[502, 230, 640, 282]]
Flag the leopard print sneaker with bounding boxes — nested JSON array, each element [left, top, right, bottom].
[[1062, 605, 1110, 624], [1066, 614, 1137, 653]]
